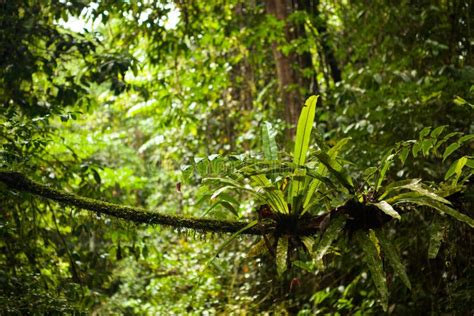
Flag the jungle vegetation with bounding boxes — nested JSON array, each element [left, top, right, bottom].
[[0, 0, 473, 314]]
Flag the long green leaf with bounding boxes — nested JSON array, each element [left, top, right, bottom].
[[394, 197, 474, 228], [356, 230, 388, 312], [293, 95, 318, 165], [385, 181, 451, 205], [375, 150, 395, 191], [312, 214, 346, 270], [377, 231, 411, 290], [443, 143, 460, 162], [276, 235, 289, 276], [428, 215, 447, 259], [262, 121, 278, 161]]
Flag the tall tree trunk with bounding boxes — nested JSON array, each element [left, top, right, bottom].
[[265, 0, 303, 139]]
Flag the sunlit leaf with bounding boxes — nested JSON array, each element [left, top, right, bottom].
[[444, 156, 468, 182], [293, 95, 318, 166], [372, 201, 401, 220], [262, 121, 278, 161]]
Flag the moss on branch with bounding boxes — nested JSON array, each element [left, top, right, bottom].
[[0, 171, 273, 235]]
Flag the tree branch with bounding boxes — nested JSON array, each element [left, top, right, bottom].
[[0, 171, 273, 235]]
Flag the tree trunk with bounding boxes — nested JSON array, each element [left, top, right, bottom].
[[265, 0, 302, 139]]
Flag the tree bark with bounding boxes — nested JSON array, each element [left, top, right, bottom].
[[265, 0, 303, 139]]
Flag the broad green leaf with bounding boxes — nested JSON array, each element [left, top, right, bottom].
[[430, 125, 447, 138], [355, 231, 388, 312], [412, 141, 422, 158], [372, 201, 401, 220], [444, 156, 468, 182], [419, 126, 431, 138], [433, 132, 462, 153], [458, 134, 474, 143], [262, 121, 278, 161], [399, 146, 410, 165], [421, 139, 435, 156], [442, 143, 460, 162], [312, 214, 346, 270], [276, 235, 289, 276], [378, 232, 412, 290], [293, 95, 318, 166], [428, 216, 447, 259], [394, 197, 474, 228]]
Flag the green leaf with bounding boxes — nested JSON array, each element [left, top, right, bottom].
[[458, 134, 474, 144], [386, 181, 451, 205], [289, 167, 306, 206], [262, 121, 278, 161], [312, 214, 346, 270], [276, 235, 289, 276], [313, 151, 354, 191], [419, 126, 431, 139], [430, 125, 447, 138], [444, 156, 468, 181], [428, 216, 447, 259], [301, 236, 316, 253], [251, 174, 289, 214], [372, 201, 401, 220], [421, 139, 435, 156], [378, 232, 411, 290], [412, 141, 422, 158], [433, 132, 462, 153], [442, 143, 460, 162], [293, 95, 318, 166], [375, 151, 395, 191], [399, 146, 410, 165], [395, 197, 474, 228], [356, 230, 388, 312], [303, 138, 351, 212]]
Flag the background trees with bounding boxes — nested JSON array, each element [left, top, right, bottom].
[[0, 0, 472, 314]]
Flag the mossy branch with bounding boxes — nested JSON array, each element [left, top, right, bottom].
[[0, 171, 273, 235], [1, 171, 469, 236]]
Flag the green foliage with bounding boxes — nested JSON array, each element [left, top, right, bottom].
[[1, 0, 473, 314]]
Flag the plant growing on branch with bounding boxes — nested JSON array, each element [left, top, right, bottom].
[[1, 96, 472, 312], [184, 95, 473, 311]]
